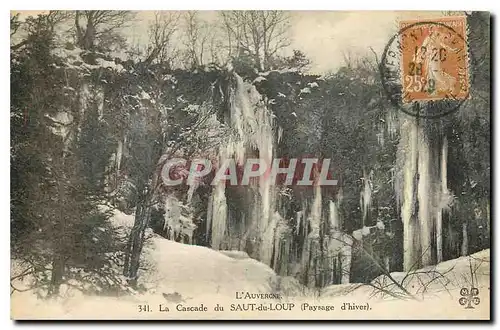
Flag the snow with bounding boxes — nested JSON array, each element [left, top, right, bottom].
[[10, 202, 490, 320], [299, 87, 311, 94], [11, 207, 281, 319], [253, 76, 267, 83], [258, 68, 299, 77], [50, 45, 125, 73], [352, 230, 362, 241], [46, 111, 73, 144], [376, 220, 385, 230], [140, 239, 278, 298], [352, 226, 371, 240], [140, 90, 151, 100], [95, 58, 124, 72], [219, 250, 251, 260], [51, 45, 83, 59], [163, 196, 196, 244], [207, 72, 276, 264], [360, 249, 487, 306], [108, 208, 135, 229]]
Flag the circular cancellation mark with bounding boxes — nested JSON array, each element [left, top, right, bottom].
[[380, 17, 473, 119]]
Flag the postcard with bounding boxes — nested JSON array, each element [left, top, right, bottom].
[[10, 10, 490, 320]]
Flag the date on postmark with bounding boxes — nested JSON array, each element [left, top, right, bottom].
[[399, 16, 469, 103]]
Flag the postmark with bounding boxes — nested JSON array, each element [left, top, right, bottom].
[[381, 16, 472, 118]]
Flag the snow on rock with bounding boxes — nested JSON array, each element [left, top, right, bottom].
[[107, 208, 279, 298], [322, 248, 490, 301], [352, 226, 368, 240], [381, 248, 490, 298], [11, 231, 282, 319], [299, 87, 311, 94], [253, 76, 267, 83], [140, 238, 278, 299], [108, 208, 135, 229], [51, 45, 84, 60], [376, 220, 385, 230], [276, 276, 311, 298], [258, 68, 299, 77], [219, 250, 251, 260], [103, 209, 292, 299], [11, 207, 490, 320], [11, 243, 490, 320], [95, 58, 124, 72], [140, 90, 151, 100], [162, 196, 196, 244], [46, 111, 73, 138]]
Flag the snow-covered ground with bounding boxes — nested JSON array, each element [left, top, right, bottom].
[[11, 209, 490, 320], [139, 238, 279, 299]]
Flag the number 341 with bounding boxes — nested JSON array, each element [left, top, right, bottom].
[[405, 75, 436, 94]]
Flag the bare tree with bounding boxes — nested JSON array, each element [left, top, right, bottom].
[[144, 11, 181, 67], [11, 11, 71, 50], [74, 10, 134, 50], [184, 11, 222, 67], [182, 11, 210, 68], [220, 10, 291, 71], [10, 13, 21, 37]]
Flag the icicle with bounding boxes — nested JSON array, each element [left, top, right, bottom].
[[377, 131, 385, 147], [259, 212, 273, 264], [298, 184, 323, 287], [296, 211, 302, 233], [164, 196, 182, 240], [436, 136, 448, 263], [271, 212, 287, 274], [399, 117, 420, 271], [116, 137, 124, 172], [186, 181, 197, 204], [207, 72, 278, 263], [206, 194, 213, 236], [77, 83, 90, 138], [337, 186, 343, 205], [417, 128, 433, 266], [210, 177, 227, 250], [277, 126, 283, 144], [329, 200, 340, 231], [309, 184, 322, 238], [258, 168, 274, 264], [97, 89, 104, 121], [360, 170, 373, 226], [461, 222, 468, 256], [47, 111, 74, 152], [398, 115, 451, 269], [383, 256, 390, 272], [386, 109, 398, 139]]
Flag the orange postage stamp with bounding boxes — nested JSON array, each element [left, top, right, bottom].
[[399, 16, 469, 103]]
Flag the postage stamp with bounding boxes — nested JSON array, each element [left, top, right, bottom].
[[380, 15, 473, 118], [399, 16, 470, 103]]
